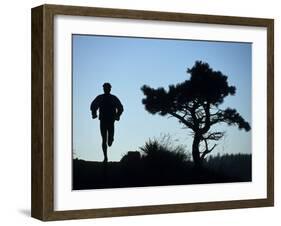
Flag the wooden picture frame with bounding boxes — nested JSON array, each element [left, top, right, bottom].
[[31, 4, 274, 221]]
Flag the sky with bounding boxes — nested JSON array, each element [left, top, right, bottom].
[[72, 34, 252, 162]]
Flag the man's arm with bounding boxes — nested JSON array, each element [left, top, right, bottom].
[[115, 97, 124, 120], [90, 96, 101, 119]]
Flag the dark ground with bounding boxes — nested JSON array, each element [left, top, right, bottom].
[[73, 154, 252, 190]]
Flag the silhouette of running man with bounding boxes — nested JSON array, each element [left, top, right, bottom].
[[90, 83, 123, 162]]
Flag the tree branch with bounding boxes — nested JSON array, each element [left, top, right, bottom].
[[204, 132, 224, 141], [199, 102, 211, 134], [200, 138, 217, 160], [168, 111, 195, 131], [210, 108, 251, 131]]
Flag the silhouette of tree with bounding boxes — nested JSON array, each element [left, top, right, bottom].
[[141, 61, 251, 167]]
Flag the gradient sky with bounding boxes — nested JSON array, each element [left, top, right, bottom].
[[72, 35, 252, 162]]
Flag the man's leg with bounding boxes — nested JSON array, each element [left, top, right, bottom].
[[100, 121, 108, 162], [108, 121, 115, 147]]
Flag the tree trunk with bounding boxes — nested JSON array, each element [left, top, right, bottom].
[[192, 134, 201, 167]]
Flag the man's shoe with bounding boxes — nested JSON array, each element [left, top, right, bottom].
[[108, 139, 114, 147]]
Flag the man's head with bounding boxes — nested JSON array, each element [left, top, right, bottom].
[[103, 83, 112, 94]]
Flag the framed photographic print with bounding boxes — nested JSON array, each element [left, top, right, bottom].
[[31, 4, 274, 221]]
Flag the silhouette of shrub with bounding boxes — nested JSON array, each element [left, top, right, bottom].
[[140, 135, 190, 172], [205, 153, 252, 181], [120, 151, 142, 163]]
